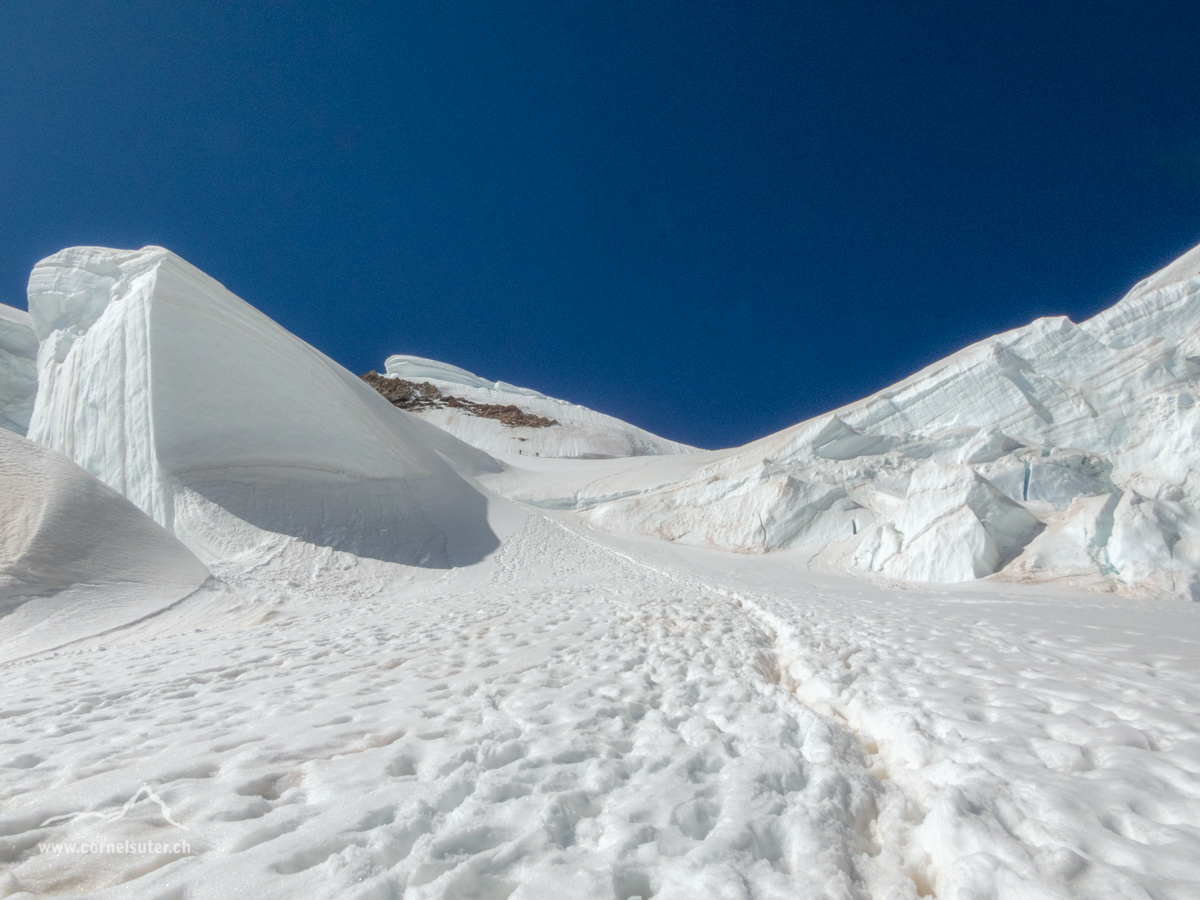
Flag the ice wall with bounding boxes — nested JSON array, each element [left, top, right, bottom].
[[572, 241, 1200, 596], [26, 247, 501, 568]]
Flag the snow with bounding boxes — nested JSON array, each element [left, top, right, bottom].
[[0, 428, 209, 663], [385, 356, 536, 396], [855, 464, 1042, 583], [2, 244, 1200, 899], [380, 355, 698, 460], [25, 247, 506, 569], [540, 240, 1200, 596], [0, 303, 38, 435], [1, 517, 1197, 899]]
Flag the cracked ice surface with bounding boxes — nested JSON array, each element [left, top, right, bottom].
[[535, 240, 1200, 596]]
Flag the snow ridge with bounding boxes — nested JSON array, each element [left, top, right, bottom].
[[0, 428, 209, 662], [380, 354, 698, 460]]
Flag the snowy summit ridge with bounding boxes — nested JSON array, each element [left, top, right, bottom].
[[371, 354, 697, 460]]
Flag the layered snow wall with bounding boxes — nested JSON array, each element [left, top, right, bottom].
[[380, 354, 698, 459], [0, 302, 38, 434], [26, 247, 501, 568], [574, 241, 1200, 597], [0, 429, 209, 661]]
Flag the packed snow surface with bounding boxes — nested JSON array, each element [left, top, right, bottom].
[[0, 303, 38, 435], [2, 244, 1200, 899], [1, 517, 1197, 899], [381, 354, 697, 460]]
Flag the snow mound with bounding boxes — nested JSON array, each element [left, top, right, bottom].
[[0, 429, 209, 662], [380, 354, 697, 459], [0, 302, 38, 434], [566, 239, 1200, 597], [26, 247, 501, 568]]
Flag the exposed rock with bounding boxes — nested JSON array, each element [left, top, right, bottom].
[[361, 370, 559, 428]]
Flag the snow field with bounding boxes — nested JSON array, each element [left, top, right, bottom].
[[667, 546, 1200, 900], [1, 517, 888, 900], [3, 514, 1198, 899]]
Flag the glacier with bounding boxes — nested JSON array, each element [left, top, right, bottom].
[[2, 243, 1199, 900], [492, 241, 1200, 598]]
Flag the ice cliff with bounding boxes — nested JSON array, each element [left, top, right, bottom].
[[25, 247, 503, 569], [565, 241, 1200, 598]]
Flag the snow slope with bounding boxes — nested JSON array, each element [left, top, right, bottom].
[[25, 247, 505, 569], [531, 241, 1200, 597], [379, 355, 697, 459], [0, 303, 38, 435], [0, 429, 209, 663], [1, 515, 1197, 900]]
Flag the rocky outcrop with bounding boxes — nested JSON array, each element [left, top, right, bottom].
[[361, 370, 559, 428]]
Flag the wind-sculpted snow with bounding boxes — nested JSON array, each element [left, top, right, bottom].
[[380, 354, 698, 460], [0, 303, 37, 435], [515, 241, 1200, 597], [25, 247, 502, 568], [0, 429, 209, 662]]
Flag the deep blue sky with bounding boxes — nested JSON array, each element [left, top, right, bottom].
[[3, 2, 1200, 449]]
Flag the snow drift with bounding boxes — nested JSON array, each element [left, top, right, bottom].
[[25, 246, 501, 568], [378, 354, 697, 459], [0, 302, 38, 434], [0, 428, 209, 662], [564, 241, 1200, 597]]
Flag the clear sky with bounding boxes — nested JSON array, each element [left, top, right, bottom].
[[3, 2, 1199, 449]]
